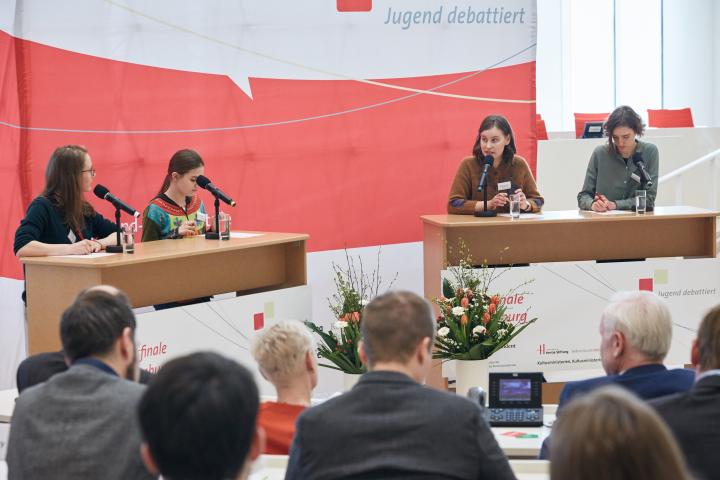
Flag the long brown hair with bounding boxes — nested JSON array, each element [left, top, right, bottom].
[[550, 386, 691, 480], [158, 149, 205, 195], [42, 145, 94, 235]]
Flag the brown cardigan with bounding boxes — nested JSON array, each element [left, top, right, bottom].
[[447, 155, 544, 215]]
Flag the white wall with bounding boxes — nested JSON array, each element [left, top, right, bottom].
[[662, 0, 715, 126], [537, 0, 720, 131]]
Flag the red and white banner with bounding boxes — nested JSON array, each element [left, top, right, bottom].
[[0, 0, 537, 387]]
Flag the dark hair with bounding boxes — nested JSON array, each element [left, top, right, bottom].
[[361, 291, 435, 367], [138, 352, 259, 480], [60, 288, 136, 361], [550, 386, 691, 480], [604, 105, 645, 151], [158, 149, 205, 195], [472, 115, 517, 164], [697, 304, 720, 371], [42, 145, 95, 236]]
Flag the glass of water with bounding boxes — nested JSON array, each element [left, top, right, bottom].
[[635, 190, 647, 214], [509, 194, 522, 219]]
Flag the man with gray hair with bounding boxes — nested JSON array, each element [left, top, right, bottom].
[[540, 290, 694, 459], [285, 291, 515, 480]]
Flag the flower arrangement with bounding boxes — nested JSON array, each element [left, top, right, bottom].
[[305, 249, 397, 374], [434, 242, 536, 361]]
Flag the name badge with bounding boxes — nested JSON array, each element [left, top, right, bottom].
[[630, 173, 641, 183], [497, 181, 511, 191]]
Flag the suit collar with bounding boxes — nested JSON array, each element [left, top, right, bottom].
[[620, 363, 666, 377], [693, 373, 720, 393]]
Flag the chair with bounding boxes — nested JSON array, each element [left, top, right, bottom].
[[536, 114, 548, 141], [574, 113, 609, 139], [647, 108, 694, 128]]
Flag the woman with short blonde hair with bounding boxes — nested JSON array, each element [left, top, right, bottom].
[[251, 320, 317, 455]]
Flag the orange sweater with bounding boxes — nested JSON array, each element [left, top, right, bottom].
[[447, 155, 544, 215], [257, 402, 307, 455]]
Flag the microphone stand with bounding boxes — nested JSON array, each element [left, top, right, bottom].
[[205, 196, 221, 240], [106, 207, 124, 253], [475, 172, 497, 218]]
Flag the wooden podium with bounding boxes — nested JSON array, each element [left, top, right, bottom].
[[422, 206, 718, 389], [21, 232, 308, 354]]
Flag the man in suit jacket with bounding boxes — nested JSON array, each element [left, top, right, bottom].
[[651, 304, 720, 480], [285, 291, 515, 480], [7, 286, 154, 480], [541, 291, 694, 459]]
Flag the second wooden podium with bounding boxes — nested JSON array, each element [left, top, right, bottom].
[[21, 232, 308, 354]]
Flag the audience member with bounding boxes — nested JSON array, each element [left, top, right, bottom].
[[540, 290, 694, 458], [138, 352, 263, 480], [7, 286, 153, 480], [285, 291, 515, 480], [251, 320, 318, 454], [559, 291, 693, 404], [550, 386, 691, 480], [16, 349, 152, 393], [651, 304, 720, 480]]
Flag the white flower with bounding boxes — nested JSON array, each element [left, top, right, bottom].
[[451, 306, 465, 316], [333, 320, 348, 331], [497, 328, 507, 337], [472, 326, 487, 336], [438, 327, 450, 337], [360, 298, 369, 306]]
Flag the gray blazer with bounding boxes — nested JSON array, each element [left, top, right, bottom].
[[285, 370, 515, 480], [651, 374, 720, 480], [7, 364, 155, 480]]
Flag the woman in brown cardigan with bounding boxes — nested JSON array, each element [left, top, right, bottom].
[[448, 115, 544, 215]]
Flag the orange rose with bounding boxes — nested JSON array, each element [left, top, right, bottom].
[[466, 290, 474, 300], [491, 295, 500, 305], [341, 313, 350, 322], [483, 313, 491, 325], [460, 314, 469, 326], [460, 297, 469, 308], [488, 303, 497, 314], [350, 311, 360, 323]]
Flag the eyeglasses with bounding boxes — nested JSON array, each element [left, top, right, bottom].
[[81, 168, 96, 177]]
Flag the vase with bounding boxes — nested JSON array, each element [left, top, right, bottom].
[[342, 373, 362, 391], [454, 359, 490, 400]]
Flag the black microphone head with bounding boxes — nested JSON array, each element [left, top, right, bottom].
[[196, 175, 211, 188], [484, 155, 494, 166], [93, 184, 109, 199], [632, 152, 644, 165]]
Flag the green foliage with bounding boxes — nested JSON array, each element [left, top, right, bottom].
[[306, 249, 397, 374], [434, 239, 537, 361]]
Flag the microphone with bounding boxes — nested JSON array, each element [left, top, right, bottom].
[[631, 152, 653, 187], [477, 155, 494, 192], [197, 175, 236, 207], [93, 185, 140, 217]]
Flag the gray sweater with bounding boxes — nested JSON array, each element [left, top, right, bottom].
[[577, 139, 659, 210]]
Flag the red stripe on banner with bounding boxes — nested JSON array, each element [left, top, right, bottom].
[[0, 31, 536, 280], [253, 312, 265, 331], [337, 0, 373, 12], [638, 278, 654, 292]]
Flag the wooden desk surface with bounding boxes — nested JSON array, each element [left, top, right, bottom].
[[20, 232, 309, 269], [421, 206, 719, 227]]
